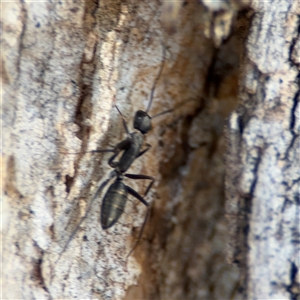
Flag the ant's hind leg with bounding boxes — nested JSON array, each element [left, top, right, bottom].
[[124, 175, 155, 258], [125, 185, 150, 258], [53, 172, 115, 266], [124, 173, 154, 197]]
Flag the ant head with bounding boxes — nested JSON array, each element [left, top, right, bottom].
[[134, 110, 152, 134]]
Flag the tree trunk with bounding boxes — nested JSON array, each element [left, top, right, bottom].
[[226, 0, 300, 299], [3, 0, 298, 300]]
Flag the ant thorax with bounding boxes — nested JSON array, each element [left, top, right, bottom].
[[116, 131, 144, 173]]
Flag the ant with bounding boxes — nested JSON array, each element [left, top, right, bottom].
[[56, 45, 167, 262]]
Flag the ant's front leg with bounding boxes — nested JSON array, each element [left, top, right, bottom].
[[136, 143, 151, 159], [108, 138, 132, 168]]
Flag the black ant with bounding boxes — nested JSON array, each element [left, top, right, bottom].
[[55, 45, 168, 262], [56, 44, 197, 262]]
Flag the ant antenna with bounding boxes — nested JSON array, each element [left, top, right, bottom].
[[151, 98, 197, 119], [113, 95, 130, 135], [145, 44, 167, 113]]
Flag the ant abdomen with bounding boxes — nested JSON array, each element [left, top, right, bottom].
[[101, 180, 128, 229]]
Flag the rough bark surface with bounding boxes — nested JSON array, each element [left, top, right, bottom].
[[1, 0, 256, 299], [226, 0, 300, 299]]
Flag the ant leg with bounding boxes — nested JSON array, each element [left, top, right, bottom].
[[60, 149, 114, 155], [108, 138, 132, 168], [88, 149, 114, 154], [124, 173, 154, 197], [136, 143, 151, 159], [54, 171, 116, 265], [126, 185, 149, 207], [124, 175, 155, 258]]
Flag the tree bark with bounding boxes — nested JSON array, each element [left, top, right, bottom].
[[226, 0, 300, 299], [4, 0, 298, 300]]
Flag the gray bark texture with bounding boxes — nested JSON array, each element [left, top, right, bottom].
[[225, 0, 300, 299], [2, 0, 298, 300]]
